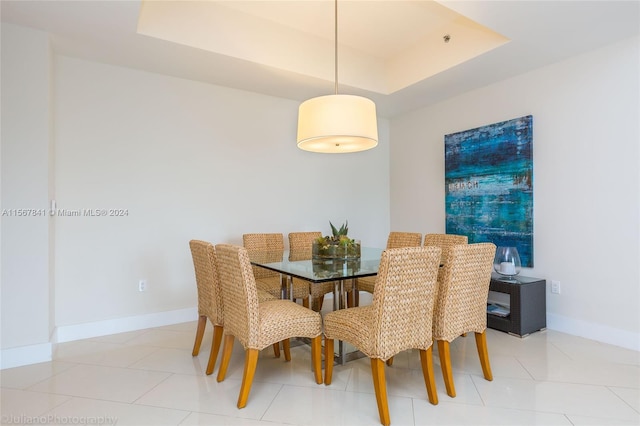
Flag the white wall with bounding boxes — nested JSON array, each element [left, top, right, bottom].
[[1, 24, 54, 366], [3, 22, 638, 369], [52, 56, 390, 330], [390, 36, 640, 350], [1, 24, 390, 367]]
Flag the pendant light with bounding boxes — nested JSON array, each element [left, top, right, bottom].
[[296, 0, 378, 153]]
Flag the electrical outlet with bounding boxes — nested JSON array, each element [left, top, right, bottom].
[[138, 280, 147, 292], [551, 280, 561, 294]]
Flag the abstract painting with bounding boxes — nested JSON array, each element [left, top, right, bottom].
[[445, 115, 533, 267]]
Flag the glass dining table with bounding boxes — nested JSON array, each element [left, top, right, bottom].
[[248, 246, 384, 364]]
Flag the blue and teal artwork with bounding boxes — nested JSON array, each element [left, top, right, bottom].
[[445, 115, 533, 267]]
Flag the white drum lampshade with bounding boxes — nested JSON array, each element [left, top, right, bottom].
[[297, 94, 378, 153]]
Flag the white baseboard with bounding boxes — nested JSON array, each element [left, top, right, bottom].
[[1, 342, 52, 370], [1, 307, 198, 370], [547, 312, 640, 351], [53, 307, 198, 343], [3, 308, 636, 370]]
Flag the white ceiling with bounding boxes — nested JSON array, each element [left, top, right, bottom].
[[2, 1, 639, 117], [136, 1, 510, 95]]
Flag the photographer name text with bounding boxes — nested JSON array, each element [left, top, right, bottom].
[[2, 414, 117, 425]]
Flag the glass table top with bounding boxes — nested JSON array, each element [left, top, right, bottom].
[[248, 247, 384, 283]]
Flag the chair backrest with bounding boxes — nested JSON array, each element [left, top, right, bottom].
[[386, 232, 422, 249], [423, 233, 468, 266], [371, 246, 442, 359], [433, 243, 496, 341], [243, 233, 284, 250], [189, 240, 223, 326], [288, 231, 322, 261], [242, 233, 284, 279], [215, 244, 261, 349]]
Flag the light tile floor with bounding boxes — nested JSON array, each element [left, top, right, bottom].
[[2, 311, 639, 426]]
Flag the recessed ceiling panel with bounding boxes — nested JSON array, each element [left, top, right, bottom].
[[137, 0, 508, 95]]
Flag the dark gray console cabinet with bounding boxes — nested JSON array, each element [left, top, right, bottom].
[[488, 274, 546, 337]]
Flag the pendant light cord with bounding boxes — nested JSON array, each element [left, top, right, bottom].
[[334, 0, 338, 95]]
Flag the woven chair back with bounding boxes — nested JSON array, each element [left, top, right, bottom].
[[433, 243, 496, 341], [355, 232, 423, 296], [371, 246, 442, 359], [189, 240, 223, 325], [215, 244, 261, 349], [242, 233, 284, 279], [423, 233, 468, 267], [288, 231, 321, 261], [386, 232, 422, 249]]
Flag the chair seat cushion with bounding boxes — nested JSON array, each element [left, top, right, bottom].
[[256, 277, 309, 299], [254, 301, 322, 350], [323, 306, 376, 358], [295, 277, 334, 298], [257, 289, 278, 302], [356, 276, 376, 294]]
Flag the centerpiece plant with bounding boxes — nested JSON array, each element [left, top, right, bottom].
[[312, 221, 361, 259]]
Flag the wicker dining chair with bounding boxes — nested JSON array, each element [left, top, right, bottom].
[[189, 240, 225, 376], [423, 233, 468, 269], [288, 232, 335, 312], [242, 233, 309, 306], [189, 240, 279, 373], [354, 232, 422, 306], [432, 242, 496, 398], [324, 246, 441, 426], [215, 244, 323, 408]]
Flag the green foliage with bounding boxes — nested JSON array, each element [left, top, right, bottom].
[[329, 220, 348, 238], [313, 220, 361, 259]]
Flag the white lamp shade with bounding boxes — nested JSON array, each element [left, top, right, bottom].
[[297, 94, 378, 153]]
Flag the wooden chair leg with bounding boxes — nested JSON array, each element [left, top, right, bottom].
[[346, 290, 354, 308], [311, 336, 322, 384], [347, 280, 360, 307], [283, 338, 291, 361], [474, 331, 493, 381], [192, 315, 207, 356], [272, 342, 281, 358], [371, 358, 390, 426], [216, 334, 235, 382], [312, 295, 325, 312], [419, 347, 438, 405], [237, 349, 259, 409], [302, 297, 310, 308], [386, 357, 393, 366], [206, 325, 223, 375], [324, 338, 334, 385], [437, 340, 456, 397]]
